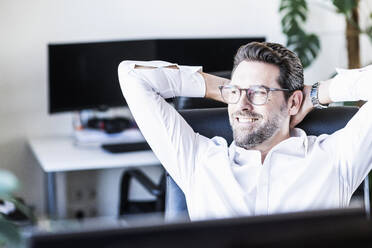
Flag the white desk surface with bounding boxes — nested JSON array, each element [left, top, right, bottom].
[[28, 136, 160, 172]]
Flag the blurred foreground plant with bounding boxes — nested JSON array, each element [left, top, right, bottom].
[[0, 170, 35, 248]]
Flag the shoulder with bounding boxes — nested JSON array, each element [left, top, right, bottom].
[[195, 135, 229, 157]]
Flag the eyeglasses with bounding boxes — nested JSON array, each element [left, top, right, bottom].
[[218, 85, 290, 105]]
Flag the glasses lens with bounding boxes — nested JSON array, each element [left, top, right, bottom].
[[249, 86, 268, 105], [221, 86, 240, 104]]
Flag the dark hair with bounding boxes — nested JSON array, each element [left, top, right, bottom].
[[233, 42, 304, 100]]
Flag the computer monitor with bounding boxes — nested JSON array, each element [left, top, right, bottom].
[[48, 37, 265, 113], [25, 208, 371, 248]]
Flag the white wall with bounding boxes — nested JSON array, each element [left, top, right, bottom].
[[1, 0, 372, 217]]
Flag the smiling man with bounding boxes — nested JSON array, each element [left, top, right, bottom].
[[226, 61, 299, 162], [118, 42, 372, 221]]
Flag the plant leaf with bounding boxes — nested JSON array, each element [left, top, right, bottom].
[[0, 218, 21, 248], [332, 0, 358, 14], [366, 25, 372, 43], [288, 32, 321, 68], [0, 170, 19, 196], [279, 0, 320, 68], [9, 198, 37, 223]]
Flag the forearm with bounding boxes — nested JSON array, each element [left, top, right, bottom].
[[118, 61, 202, 190], [310, 65, 372, 107], [290, 66, 371, 128], [326, 66, 372, 102], [200, 72, 230, 103], [120, 61, 205, 99], [133, 63, 230, 103]]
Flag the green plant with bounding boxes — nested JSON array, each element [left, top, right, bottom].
[[279, 0, 372, 69], [280, 0, 321, 68], [0, 170, 35, 248]]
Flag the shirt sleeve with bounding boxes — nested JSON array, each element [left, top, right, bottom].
[[324, 65, 372, 194], [117, 60, 207, 193]]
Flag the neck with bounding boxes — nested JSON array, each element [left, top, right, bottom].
[[250, 127, 290, 164]]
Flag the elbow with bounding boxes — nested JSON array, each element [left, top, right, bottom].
[[117, 62, 133, 99], [117, 61, 146, 102], [118, 60, 134, 78], [118, 61, 135, 90]]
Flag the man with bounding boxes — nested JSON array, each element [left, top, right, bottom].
[[118, 42, 372, 221]]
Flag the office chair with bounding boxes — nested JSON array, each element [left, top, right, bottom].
[[165, 106, 371, 221], [118, 169, 166, 215]]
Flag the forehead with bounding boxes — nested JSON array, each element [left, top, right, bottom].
[[231, 60, 280, 88]]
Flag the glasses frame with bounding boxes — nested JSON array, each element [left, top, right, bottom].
[[218, 85, 290, 105]]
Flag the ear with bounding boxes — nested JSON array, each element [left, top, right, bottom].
[[287, 90, 303, 116]]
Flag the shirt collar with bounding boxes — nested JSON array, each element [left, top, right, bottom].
[[290, 128, 309, 155], [228, 128, 309, 166], [229, 142, 262, 166]]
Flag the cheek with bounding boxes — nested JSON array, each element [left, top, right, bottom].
[[268, 97, 288, 112], [227, 105, 234, 123], [228, 104, 236, 116], [255, 106, 274, 122], [252, 106, 267, 117]]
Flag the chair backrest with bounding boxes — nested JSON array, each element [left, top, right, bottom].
[[174, 97, 227, 110], [165, 106, 370, 221]]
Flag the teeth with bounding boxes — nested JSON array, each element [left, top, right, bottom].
[[238, 117, 257, 123]]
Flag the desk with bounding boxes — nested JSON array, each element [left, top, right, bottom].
[[28, 135, 160, 218]]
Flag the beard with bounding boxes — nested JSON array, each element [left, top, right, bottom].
[[230, 105, 287, 150]]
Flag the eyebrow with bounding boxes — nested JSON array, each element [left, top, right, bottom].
[[228, 83, 272, 88]]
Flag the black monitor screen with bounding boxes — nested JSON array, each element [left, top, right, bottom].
[[48, 37, 264, 113], [26, 208, 370, 248], [156, 38, 259, 72], [48, 40, 156, 113]]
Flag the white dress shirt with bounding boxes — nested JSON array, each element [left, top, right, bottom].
[[118, 61, 372, 221]]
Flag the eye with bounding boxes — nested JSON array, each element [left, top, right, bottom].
[[255, 90, 266, 96]]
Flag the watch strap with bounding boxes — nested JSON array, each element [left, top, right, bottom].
[[310, 82, 328, 109]]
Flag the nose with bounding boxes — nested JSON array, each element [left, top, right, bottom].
[[236, 90, 254, 111]]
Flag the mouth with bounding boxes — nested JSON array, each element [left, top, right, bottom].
[[236, 116, 260, 123]]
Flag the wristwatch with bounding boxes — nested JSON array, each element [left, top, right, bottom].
[[310, 82, 328, 109]]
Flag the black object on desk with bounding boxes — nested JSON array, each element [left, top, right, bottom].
[[101, 142, 151, 153], [25, 208, 371, 248], [87, 117, 131, 134]]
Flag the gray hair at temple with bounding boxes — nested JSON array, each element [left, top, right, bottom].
[[232, 42, 304, 100]]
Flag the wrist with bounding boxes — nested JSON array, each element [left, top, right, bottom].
[[318, 80, 332, 105], [203, 72, 230, 102], [310, 82, 330, 109]]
